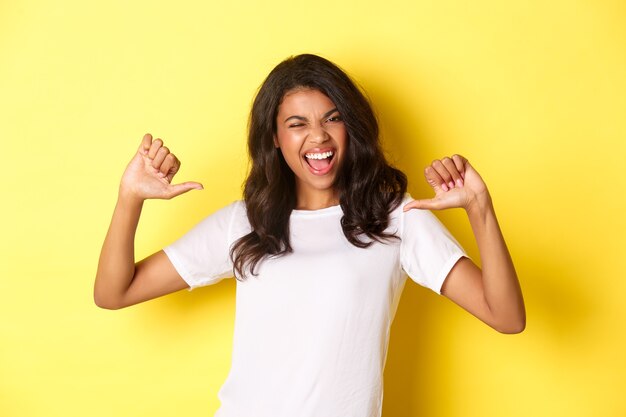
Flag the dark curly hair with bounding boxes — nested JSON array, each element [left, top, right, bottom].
[[230, 54, 407, 278]]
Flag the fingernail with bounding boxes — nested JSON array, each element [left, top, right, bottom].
[[441, 183, 449, 192], [448, 181, 454, 189], [456, 178, 464, 187]]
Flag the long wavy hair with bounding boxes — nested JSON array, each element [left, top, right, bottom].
[[230, 54, 407, 279]]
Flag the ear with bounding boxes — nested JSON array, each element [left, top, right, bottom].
[[273, 134, 279, 148]]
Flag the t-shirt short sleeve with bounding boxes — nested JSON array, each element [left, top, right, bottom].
[[163, 201, 243, 290], [400, 195, 467, 294]]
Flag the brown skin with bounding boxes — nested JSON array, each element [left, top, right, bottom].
[[93, 134, 202, 309], [273, 88, 347, 210], [95, 131, 525, 334], [403, 155, 526, 333]]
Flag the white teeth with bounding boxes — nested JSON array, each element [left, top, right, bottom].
[[304, 151, 334, 160]]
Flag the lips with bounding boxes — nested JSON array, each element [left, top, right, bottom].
[[302, 147, 336, 176]]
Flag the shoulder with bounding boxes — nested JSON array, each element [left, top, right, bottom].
[[218, 199, 249, 223], [226, 200, 252, 239], [197, 199, 245, 223], [210, 199, 247, 219], [226, 199, 247, 218], [189, 200, 250, 237], [389, 192, 430, 221], [391, 193, 446, 237]]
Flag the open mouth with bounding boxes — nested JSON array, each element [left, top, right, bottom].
[[303, 150, 335, 174]]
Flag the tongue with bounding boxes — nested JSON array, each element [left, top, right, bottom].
[[307, 157, 331, 171]]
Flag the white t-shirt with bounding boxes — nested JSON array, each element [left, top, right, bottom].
[[163, 193, 466, 417]]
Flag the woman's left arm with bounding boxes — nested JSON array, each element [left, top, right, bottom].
[[403, 155, 526, 334]]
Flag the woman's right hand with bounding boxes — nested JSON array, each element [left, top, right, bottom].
[[120, 133, 203, 201]]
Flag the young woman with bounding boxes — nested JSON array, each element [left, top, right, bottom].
[[95, 54, 525, 417]]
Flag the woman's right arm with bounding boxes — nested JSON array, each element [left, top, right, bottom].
[[94, 133, 203, 310]]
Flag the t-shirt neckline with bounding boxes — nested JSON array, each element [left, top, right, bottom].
[[291, 204, 342, 217]]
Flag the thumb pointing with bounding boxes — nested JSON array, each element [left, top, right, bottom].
[[166, 181, 204, 199], [403, 198, 441, 211]]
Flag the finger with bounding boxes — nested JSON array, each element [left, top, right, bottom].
[[431, 159, 455, 190], [148, 138, 163, 159], [424, 166, 447, 192], [441, 157, 463, 188], [140, 133, 152, 155], [161, 154, 180, 182], [152, 146, 170, 171], [164, 181, 204, 199], [452, 154, 467, 179], [403, 198, 445, 211]]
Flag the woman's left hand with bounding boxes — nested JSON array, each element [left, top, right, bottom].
[[403, 154, 489, 212]]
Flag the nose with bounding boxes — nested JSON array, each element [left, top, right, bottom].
[[309, 125, 329, 144]]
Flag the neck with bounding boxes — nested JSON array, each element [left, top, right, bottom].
[[295, 187, 339, 211]]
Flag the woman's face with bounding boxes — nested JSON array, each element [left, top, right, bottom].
[[274, 88, 347, 208]]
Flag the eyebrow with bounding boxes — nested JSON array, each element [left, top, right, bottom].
[[283, 108, 339, 123]]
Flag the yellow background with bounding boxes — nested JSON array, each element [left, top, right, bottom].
[[1, 0, 625, 416]]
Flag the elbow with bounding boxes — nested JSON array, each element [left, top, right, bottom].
[[493, 317, 526, 334], [496, 323, 525, 334], [94, 296, 122, 310], [93, 289, 124, 310]]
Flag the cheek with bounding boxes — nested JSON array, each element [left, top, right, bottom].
[[331, 125, 348, 148], [276, 130, 303, 152], [276, 133, 303, 165], [339, 128, 348, 145]]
